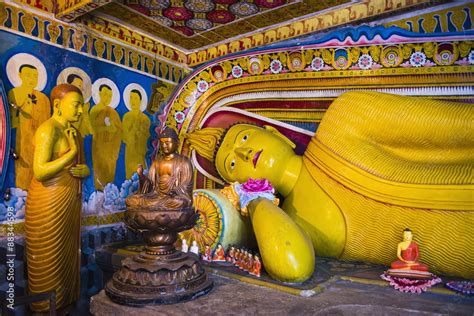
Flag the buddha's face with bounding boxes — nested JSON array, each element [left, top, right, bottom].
[[130, 91, 141, 112], [70, 77, 84, 91], [157, 85, 170, 97], [99, 86, 112, 106], [403, 230, 413, 241], [58, 91, 84, 122], [160, 137, 178, 155], [215, 124, 296, 188], [19, 66, 38, 89]]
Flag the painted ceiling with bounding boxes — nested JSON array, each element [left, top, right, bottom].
[[92, 0, 357, 50], [124, 0, 300, 38], [13, 0, 457, 67]]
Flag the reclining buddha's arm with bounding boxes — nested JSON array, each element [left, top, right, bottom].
[[247, 198, 315, 283]]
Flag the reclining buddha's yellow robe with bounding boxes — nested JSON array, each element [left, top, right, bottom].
[[303, 91, 473, 278]]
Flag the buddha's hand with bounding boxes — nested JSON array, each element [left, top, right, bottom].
[[137, 164, 147, 181], [65, 127, 78, 155], [70, 164, 90, 178], [137, 164, 144, 176]]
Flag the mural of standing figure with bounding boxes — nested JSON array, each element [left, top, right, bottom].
[[147, 80, 173, 115], [90, 79, 122, 190], [25, 84, 89, 312], [6, 53, 51, 190], [122, 84, 150, 179], [57, 67, 93, 137]]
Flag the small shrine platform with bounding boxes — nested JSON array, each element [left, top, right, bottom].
[[90, 242, 473, 315]]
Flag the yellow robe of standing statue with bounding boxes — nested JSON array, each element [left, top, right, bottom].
[[25, 85, 89, 312]]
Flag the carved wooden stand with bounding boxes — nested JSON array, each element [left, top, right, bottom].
[[105, 206, 213, 306]]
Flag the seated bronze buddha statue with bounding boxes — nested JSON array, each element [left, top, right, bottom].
[[126, 127, 193, 210]]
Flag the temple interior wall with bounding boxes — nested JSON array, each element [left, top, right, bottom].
[[0, 0, 472, 304]]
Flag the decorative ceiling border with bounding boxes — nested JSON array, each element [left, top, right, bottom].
[[156, 26, 474, 139], [84, 0, 432, 66], [0, 1, 190, 84], [184, 0, 431, 65], [79, 13, 189, 65], [11, 0, 55, 13], [95, 0, 350, 48], [56, 0, 113, 22], [11, 0, 114, 22], [385, 2, 474, 33], [5, 0, 468, 68]]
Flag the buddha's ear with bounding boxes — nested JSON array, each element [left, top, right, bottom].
[[53, 98, 60, 111], [263, 125, 296, 149]]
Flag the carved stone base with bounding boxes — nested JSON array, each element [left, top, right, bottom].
[[105, 250, 213, 306]]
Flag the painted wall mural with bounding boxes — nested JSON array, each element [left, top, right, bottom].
[[0, 77, 10, 192], [0, 1, 190, 81], [0, 29, 175, 233]]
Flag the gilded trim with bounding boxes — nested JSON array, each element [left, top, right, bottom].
[[1, 1, 189, 83]]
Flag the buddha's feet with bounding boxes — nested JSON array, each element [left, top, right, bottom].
[[390, 260, 429, 272]]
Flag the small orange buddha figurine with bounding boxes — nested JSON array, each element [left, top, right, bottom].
[[247, 252, 254, 273], [234, 249, 241, 267], [203, 245, 212, 262], [251, 255, 262, 277], [212, 243, 226, 262], [227, 246, 236, 263], [236, 249, 244, 269], [390, 228, 429, 272]]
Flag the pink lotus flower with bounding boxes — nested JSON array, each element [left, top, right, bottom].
[[241, 178, 274, 193]]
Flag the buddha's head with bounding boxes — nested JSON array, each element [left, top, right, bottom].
[[67, 74, 84, 91], [403, 228, 413, 242], [156, 82, 170, 97], [159, 127, 179, 155], [98, 84, 112, 106], [19, 64, 38, 89], [130, 89, 142, 112], [186, 124, 297, 191], [50, 84, 84, 123]]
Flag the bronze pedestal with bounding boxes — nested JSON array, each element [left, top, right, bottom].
[[105, 206, 213, 306]]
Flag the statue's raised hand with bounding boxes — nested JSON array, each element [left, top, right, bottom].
[[136, 164, 151, 193], [65, 127, 78, 155]]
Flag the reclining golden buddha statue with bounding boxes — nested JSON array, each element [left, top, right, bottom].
[[186, 91, 473, 281]]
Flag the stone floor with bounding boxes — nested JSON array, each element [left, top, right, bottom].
[[90, 273, 474, 315]]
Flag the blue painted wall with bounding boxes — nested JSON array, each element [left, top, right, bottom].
[[0, 30, 160, 221]]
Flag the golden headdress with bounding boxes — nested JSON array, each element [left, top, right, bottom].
[[184, 127, 225, 162]]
